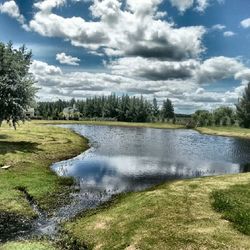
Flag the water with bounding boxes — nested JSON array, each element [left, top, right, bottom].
[[35, 125, 250, 235]]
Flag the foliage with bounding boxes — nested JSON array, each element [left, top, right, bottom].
[[192, 110, 213, 127], [36, 95, 175, 123], [213, 106, 236, 126], [212, 182, 250, 235], [162, 98, 175, 121], [0, 42, 36, 129], [236, 82, 250, 128], [192, 107, 237, 127]]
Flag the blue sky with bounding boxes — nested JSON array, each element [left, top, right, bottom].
[[1, 0, 250, 113]]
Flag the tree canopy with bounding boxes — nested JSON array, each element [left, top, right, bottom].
[[236, 82, 250, 128], [0, 42, 36, 128]]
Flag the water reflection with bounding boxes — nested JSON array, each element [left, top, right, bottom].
[[53, 125, 250, 195]]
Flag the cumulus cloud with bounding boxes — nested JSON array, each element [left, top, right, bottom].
[[0, 0, 30, 31], [56, 52, 81, 66], [28, 0, 205, 60], [169, 0, 223, 13], [223, 31, 236, 37], [30, 58, 250, 112], [241, 18, 250, 29], [109, 57, 199, 80], [30, 60, 62, 76], [195, 57, 245, 84]]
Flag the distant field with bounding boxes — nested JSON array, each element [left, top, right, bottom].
[[34, 120, 184, 129]]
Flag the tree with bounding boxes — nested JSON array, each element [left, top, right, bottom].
[[0, 42, 36, 129], [162, 99, 175, 121], [192, 110, 213, 127], [152, 97, 159, 120], [236, 83, 250, 128], [213, 106, 236, 126]]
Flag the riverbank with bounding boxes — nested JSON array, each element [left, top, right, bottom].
[[196, 126, 250, 139], [64, 173, 250, 249], [0, 122, 88, 245], [34, 120, 184, 129]]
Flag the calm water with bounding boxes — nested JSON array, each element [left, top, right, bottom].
[[53, 125, 250, 193], [35, 125, 250, 235]]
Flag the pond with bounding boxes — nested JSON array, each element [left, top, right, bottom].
[[36, 125, 250, 235]]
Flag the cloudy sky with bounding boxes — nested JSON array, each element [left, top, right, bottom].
[[1, 0, 250, 113]]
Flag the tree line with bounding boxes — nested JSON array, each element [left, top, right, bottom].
[[36, 95, 175, 123]]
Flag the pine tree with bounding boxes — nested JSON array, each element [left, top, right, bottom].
[[236, 83, 250, 128], [0, 42, 36, 129], [162, 99, 175, 121], [152, 97, 159, 119]]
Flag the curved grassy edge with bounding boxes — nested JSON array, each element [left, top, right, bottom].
[[64, 173, 250, 250], [196, 127, 250, 139], [0, 121, 89, 217], [211, 182, 250, 235], [34, 120, 184, 130], [0, 241, 56, 250]]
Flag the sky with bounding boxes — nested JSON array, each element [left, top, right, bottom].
[[1, 0, 250, 113]]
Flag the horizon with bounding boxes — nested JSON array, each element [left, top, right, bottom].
[[1, 0, 250, 114]]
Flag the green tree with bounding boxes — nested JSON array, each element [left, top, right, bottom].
[[0, 42, 36, 129], [152, 97, 159, 120], [192, 110, 213, 127], [236, 83, 250, 128], [162, 99, 175, 121]]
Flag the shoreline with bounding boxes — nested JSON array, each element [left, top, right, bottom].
[[1, 121, 250, 249]]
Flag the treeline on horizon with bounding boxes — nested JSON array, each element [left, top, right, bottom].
[[36, 95, 175, 123]]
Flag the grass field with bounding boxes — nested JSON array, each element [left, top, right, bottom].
[[64, 173, 250, 250], [0, 122, 88, 216], [196, 126, 250, 139]]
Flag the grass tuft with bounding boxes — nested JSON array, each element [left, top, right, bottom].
[[211, 182, 250, 235]]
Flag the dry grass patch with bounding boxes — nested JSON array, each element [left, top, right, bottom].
[[64, 173, 250, 249]]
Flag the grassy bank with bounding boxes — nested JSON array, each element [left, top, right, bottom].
[[196, 126, 250, 139], [0, 122, 88, 247], [0, 122, 88, 215], [35, 120, 184, 129], [64, 173, 250, 250]]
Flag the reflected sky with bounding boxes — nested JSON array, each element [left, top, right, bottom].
[[52, 125, 250, 194]]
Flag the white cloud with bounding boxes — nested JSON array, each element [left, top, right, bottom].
[[56, 52, 81, 66], [30, 60, 62, 76], [240, 18, 250, 29], [29, 0, 205, 60], [169, 0, 194, 12], [223, 31, 236, 37], [211, 24, 226, 30], [169, 0, 223, 13], [109, 57, 199, 80], [0, 0, 30, 31], [30, 58, 250, 112], [195, 57, 245, 84]]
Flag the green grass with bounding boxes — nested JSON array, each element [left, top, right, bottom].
[[0, 121, 88, 217], [35, 120, 184, 129], [64, 173, 250, 250], [197, 126, 250, 139], [0, 241, 56, 250], [212, 182, 250, 235]]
